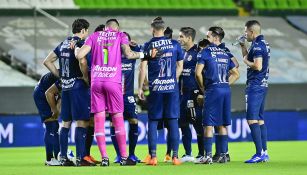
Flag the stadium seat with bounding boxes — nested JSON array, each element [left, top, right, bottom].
[[288, 0, 300, 9], [265, 0, 278, 9], [253, 0, 266, 9], [276, 0, 289, 10], [222, 0, 236, 8], [300, 0, 307, 8], [199, 0, 214, 9]]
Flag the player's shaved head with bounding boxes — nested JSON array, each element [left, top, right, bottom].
[[106, 19, 120, 29], [245, 20, 261, 34], [151, 16, 165, 31]]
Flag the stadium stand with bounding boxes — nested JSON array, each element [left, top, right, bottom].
[[0, 0, 77, 9]]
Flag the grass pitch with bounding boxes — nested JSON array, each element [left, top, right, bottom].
[[1, 141, 307, 175]]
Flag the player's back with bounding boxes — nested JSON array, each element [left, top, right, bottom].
[[197, 44, 234, 89], [144, 36, 183, 93], [88, 29, 129, 84], [36, 72, 59, 92]]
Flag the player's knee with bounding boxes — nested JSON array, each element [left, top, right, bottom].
[[258, 120, 264, 125], [128, 118, 138, 124], [62, 121, 72, 128], [247, 120, 258, 125], [217, 126, 227, 135], [204, 126, 213, 137], [89, 117, 94, 127], [76, 120, 89, 128]]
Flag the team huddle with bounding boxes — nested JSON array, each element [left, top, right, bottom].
[[33, 16, 270, 166]]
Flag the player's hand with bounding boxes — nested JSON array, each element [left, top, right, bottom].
[[129, 40, 138, 47], [138, 89, 145, 101], [237, 35, 246, 47], [82, 76, 89, 87], [196, 94, 204, 106], [51, 110, 60, 120], [144, 46, 164, 59]]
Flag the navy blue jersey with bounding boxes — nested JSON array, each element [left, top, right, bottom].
[[218, 43, 234, 59], [197, 44, 235, 89], [36, 72, 60, 92], [144, 36, 184, 93], [53, 36, 84, 91], [122, 45, 141, 95], [181, 44, 199, 91], [247, 35, 270, 87]]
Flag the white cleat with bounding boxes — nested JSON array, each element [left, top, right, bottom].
[[180, 154, 195, 163], [45, 158, 61, 166], [194, 155, 204, 164]]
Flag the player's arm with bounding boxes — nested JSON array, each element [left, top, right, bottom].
[[195, 63, 205, 94], [176, 60, 183, 80], [243, 56, 262, 71], [121, 44, 142, 59], [240, 43, 248, 58], [43, 51, 59, 77], [138, 59, 148, 100], [45, 83, 60, 119], [231, 57, 239, 68], [75, 47, 89, 85], [229, 67, 240, 85], [76, 45, 91, 60]]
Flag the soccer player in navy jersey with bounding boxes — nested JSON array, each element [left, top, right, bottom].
[[177, 27, 205, 163], [138, 17, 183, 166], [195, 26, 239, 164], [43, 19, 95, 166], [238, 20, 270, 163], [110, 32, 141, 163], [33, 72, 61, 166]]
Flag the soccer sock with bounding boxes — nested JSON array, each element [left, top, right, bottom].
[[52, 121, 60, 159], [129, 123, 138, 156], [148, 119, 158, 158], [166, 132, 171, 155], [110, 126, 121, 157], [215, 134, 222, 155], [60, 127, 69, 158], [85, 126, 94, 156], [249, 123, 263, 155], [193, 122, 204, 156], [111, 113, 127, 158], [204, 137, 213, 156], [94, 112, 108, 158], [220, 135, 228, 154], [75, 127, 87, 160], [44, 122, 54, 161], [181, 125, 192, 155], [168, 119, 179, 159], [260, 124, 268, 152]]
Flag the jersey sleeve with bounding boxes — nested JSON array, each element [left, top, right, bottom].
[[229, 58, 236, 70], [120, 32, 129, 45], [84, 34, 94, 47], [176, 42, 184, 61], [197, 49, 209, 65], [224, 47, 234, 59], [252, 43, 264, 59], [53, 42, 62, 58]]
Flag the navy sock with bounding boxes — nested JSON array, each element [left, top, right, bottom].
[[166, 132, 171, 155], [260, 124, 268, 151], [75, 127, 87, 160], [168, 119, 179, 158], [85, 126, 94, 156], [148, 120, 158, 157], [129, 123, 138, 156], [249, 123, 263, 155], [181, 125, 192, 155], [215, 134, 222, 155], [220, 135, 228, 154], [51, 121, 60, 159], [193, 122, 204, 156], [44, 122, 54, 161], [204, 137, 213, 156], [60, 127, 69, 158], [110, 126, 120, 157]]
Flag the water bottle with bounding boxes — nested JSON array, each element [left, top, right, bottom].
[[232, 35, 246, 46]]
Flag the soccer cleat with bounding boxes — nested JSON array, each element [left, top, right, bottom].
[[180, 154, 195, 163], [59, 157, 75, 166], [128, 155, 141, 163], [84, 156, 95, 164], [262, 153, 269, 162], [45, 158, 61, 166], [100, 157, 110, 166], [146, 157, 158, 166], [142, 154, 151, 164], [113, 156, 121, 163], [203, 155, 213, 164], [194, 155, 205, 164], [75, 158, 96, 166], [172, 157, 181, 165], [120, 157, 136, 166], [226, 152, 231, 162], [163, 154, 172, 163], [89, 155, 101, 164], [212, 154, 220, 163], [244, 154, 264, 163], [216, 153, 227, 163]]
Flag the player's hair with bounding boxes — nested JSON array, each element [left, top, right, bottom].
[[106, 19, 120, 27], [180, 27, 196, 41], [245, 20, 261, 29], [197, 38, 210, 52], [208, 26, 225, 41], [123, 32, 131, 41], [72, 18, 89, 34], [94, 24, 105, 32], [164, 27, 173, 39], [151, 16, 165, 30]]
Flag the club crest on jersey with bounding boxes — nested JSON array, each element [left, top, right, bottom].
[[187, 55, 192, 61]]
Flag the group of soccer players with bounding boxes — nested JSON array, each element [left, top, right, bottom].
[[33, 16, 270, 166]]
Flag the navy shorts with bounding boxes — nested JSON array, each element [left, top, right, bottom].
[[203, 87, 231, 126], [123, 94, 138, 120], [245, 85, 268, 120], [61, 80, 90, 122], [33, 86, 52, 122], [179, 90, 203, 126], [147, 91, 179, 120]]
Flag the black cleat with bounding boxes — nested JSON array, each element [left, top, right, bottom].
[[59, 157, 75, 166], [216, 153, 227, 163], [212, 154, 220, 163], [75, 158, 96, 166], [226, 153, 230, 162], [120, 157, 136, 166], [100, 157, 110, 167]]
